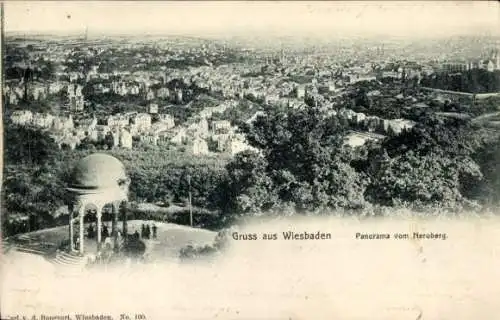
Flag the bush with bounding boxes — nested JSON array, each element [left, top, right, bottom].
[[179, 244, 219, 261]]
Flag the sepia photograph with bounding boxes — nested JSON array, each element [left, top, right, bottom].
[[1, 1, 500, 319]]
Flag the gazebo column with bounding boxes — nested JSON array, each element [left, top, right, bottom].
[[69, 210, 74, 252], [97, 206, 102, 251], [121, 202, 128, 241], [111, 202, 118, 236], [79, 205, 85, 254], [112, 202, 119, 249]]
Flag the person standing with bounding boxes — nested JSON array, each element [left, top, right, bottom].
[[152, 224, 157, 239], [73, 234, 79, 250], [75, 235, 80, 251], [102, 224, 109, 239], [87, 223, 95, 239]]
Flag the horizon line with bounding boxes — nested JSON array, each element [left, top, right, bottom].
[[5, 28, 500, 40]]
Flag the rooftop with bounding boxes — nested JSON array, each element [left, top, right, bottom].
[[68, 153, 127, 190]]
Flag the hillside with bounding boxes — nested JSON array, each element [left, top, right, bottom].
[[2, 220, 217, 266]]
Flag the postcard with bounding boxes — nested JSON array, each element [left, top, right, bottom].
[[1, 1, 500, 319]]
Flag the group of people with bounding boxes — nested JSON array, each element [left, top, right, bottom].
[[72, 222, 158, 250], [86, 223, 110, 240], [73, 223, 114, 249], [141, 223, 157, 240]]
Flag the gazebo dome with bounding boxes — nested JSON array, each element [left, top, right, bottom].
[[69, 153, 127, 190]]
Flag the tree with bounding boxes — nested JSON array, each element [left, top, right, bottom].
[[365, 149, 482, 207], [226, 106, 368, 214], [4, 124, 59, 165], [470, 137, 500, 204], [225, 150, 278, 213], [2, 162, 71, 236], [354, 88, 371, 108], [382, 114, 479, 158], [364, 114, 485, 209]]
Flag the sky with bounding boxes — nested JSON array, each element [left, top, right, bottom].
[[3, 1, 500, 38]]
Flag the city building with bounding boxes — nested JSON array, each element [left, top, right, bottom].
[[140, 132, 159, 146], [119, 129, 133, 149], [53, 115, 75, 131], [131, 113, 152, 130], [107, 114, 130, 128], [344, 131, 386, 147], [148, 103, 159, 114], [10, 110, 33, 125], [157, 114, 175, 129], [211, 120, 232, 134], [225, 134, 256, 155], [32, 113, 55, 129], [190, 137, 209, 155]]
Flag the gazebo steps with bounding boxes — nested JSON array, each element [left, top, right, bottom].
[[1, 240, 14, 253], [50, 251, 88, 267], [15, 246, 47, 256]]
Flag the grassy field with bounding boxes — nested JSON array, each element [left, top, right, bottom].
[[3, 220, 217, 263]]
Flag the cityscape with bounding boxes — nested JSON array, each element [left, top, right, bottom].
[[2, 2, 500, 319], [3, 0, 500, 260]]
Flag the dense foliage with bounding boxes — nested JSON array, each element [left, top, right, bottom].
[[1, 125, 230, 236], [420, 69, 500, 93], [2, 125, 73, 234], [223, 105, 498, 215], [225, 106, 369, 212]]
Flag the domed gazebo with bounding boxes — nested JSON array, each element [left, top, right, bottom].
[[67, 153, 130, 254]]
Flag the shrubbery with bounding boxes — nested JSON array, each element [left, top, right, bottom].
[[220, 103, 499, 217], [420, 69, 500, 94]]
